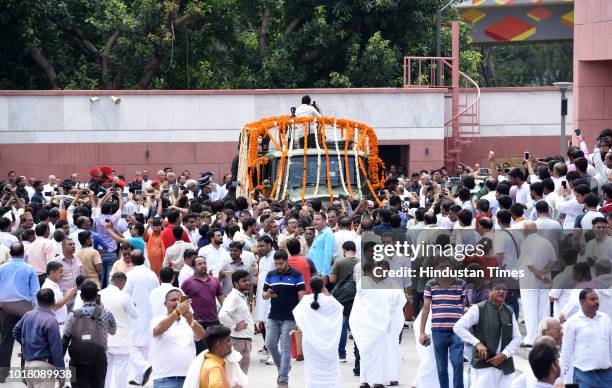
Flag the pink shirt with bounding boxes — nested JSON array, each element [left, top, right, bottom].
[[58, 256, 84, 292], [27, 237, 56, 275]]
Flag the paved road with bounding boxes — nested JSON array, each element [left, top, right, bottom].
[[3, 321, 532, 387]]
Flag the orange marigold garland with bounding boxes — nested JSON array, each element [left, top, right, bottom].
[[301, 124, 308, 202], [320, 121, 334, 202], [241, 115, 383, 202]]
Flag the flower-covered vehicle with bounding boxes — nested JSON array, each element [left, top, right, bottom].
[[236, 115, 385, 204]]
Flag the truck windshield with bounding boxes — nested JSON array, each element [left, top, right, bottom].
[[286, 155, 362, 187]]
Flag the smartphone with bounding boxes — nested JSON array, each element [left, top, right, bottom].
[[561, 181, 567, 189], [180, 295, 189, 303], [135, 190, 142, 196], [524, 151, 530, 161], [574, 128, 581, 137], [479, 168, 489, 176], [44, 191, 52, 196], [423, 338, 431, 347]]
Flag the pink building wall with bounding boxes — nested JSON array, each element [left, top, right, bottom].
[[573, 0, 612, 142]]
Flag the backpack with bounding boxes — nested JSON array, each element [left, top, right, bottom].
[[332, 263, 357, 305], [68, 305, 106, 365]]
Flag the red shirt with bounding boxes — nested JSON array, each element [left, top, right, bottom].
[[601, 200, 612, 215], [463, 255, 498, 279], [160, 224, 191, 250], [288, 256, 312, 294]]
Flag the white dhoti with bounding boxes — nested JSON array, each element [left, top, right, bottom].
[[520, 289, 549, 345], [105, 349, 130, 388], [387, 290, 406, 383], [293, 294, 343, 388], [471, 367, 514, 388], [349, 287, 405, 386], [254, 252, 275, 322], [412, 312, 454, 388]]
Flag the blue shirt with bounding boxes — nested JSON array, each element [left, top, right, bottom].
[[373, 223, 393, 236], [13, 307, 65, 368], [306, 227, 335, 276], [0, 258, 39, 305], [127, 237, 145, 252], [263, 267, 305, 321], [91, 231, 111, 251]]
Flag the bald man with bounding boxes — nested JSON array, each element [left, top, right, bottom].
[[518, 221, 558, 347]]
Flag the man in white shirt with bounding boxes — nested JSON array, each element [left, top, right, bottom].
[[333, 218, 356, 261], [41, 261, 77, 331], [149, 267, 177, 317], [494, 208, 523, 323], [454, 280, 522, 388], [519, 222, 557, 346], [534, 201, 563, 256], [582, 217, 612, 266], [294, 95, 322, 146], [481, 178, 499, 214], [178, 249, 197, 287], [0, 218, 18, 250], [198, 229, 230, 278], [123, 250, 159, 385], [218, 269, 255, 374], [509, 168, 530, 206], [150, 289, 205, 387], [42, 175, 56, 196], [99, 271, 143, 388], [557, 183, 589, 231], [163, 226, 195, 279], [527, 182, 547, 221], [559, 288, 612, 385]]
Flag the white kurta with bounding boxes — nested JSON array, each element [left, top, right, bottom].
[[124, 265, 160, 346], [453, 304, 522, 388], [253, 250, 275, 322], [412, 312, 454, 388], [387, 289, 407, 382], [293, 294, 344, 388], [349, 283, 405, 386]]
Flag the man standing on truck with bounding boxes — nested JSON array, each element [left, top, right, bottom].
[[294, 95, 322, 148]]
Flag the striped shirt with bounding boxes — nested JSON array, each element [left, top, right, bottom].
[[424, 278, 466, 330], [263, 266, 305, 321]]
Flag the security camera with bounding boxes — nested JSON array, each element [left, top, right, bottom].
[[111, 96, 121, 104]]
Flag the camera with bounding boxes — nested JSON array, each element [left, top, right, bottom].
[[290, 107, 296, 117]]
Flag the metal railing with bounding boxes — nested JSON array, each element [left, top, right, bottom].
[[403, 56, 453, 88]]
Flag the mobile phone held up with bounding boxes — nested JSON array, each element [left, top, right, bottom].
[[524, 151, 530, 161], [574, 128, 581, 137], [180, 295, 189, 303]]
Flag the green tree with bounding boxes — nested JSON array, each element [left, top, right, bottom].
[[0, 0, 481, 90]]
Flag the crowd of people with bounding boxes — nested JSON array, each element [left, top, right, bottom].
[[0, 127, 611, 388]]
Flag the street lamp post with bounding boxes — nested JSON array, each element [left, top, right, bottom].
[[436, 0, 460, 85], [553, 82, 572, 157]]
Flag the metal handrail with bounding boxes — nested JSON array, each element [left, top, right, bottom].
[[444, 70, 480, 128], [403, 56, 453, 88]]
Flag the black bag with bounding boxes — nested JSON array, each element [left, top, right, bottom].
[[67, 306, 106, 365], [332, 269, 357, 305]]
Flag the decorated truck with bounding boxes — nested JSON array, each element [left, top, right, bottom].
[[235, 115, 386, 205]]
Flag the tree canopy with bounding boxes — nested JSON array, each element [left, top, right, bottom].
[[0, 0, 481, 90]]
